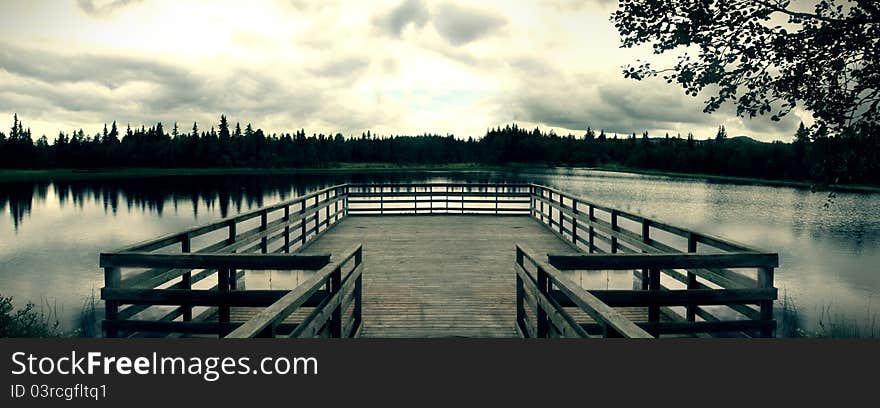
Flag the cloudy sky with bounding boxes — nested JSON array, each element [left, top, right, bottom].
[[0, 0, 808, 141]]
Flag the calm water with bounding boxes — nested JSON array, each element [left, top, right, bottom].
[[2, 169, 879, 336]]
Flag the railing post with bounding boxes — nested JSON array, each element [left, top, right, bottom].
[[529, 186, 536, 218], [103, 267, 121, 338], [218, 268, 230, 336], [226, 219, 236, 245], [610, 210, 619, 253], [260, 209, 268, 253], [571, 199, 578, 246], [333, 188, 340, 222], [686, 233, 698, 321], [325, 191, 330, 227], [648, 268, 660, 326], [430, 185, 434, 215], [181, 233, 192, 321], [301, 200, 307, 245], [539, 188, 545, 224], [343, 186, 349, 217], [284, 205, 290, 253], [353, 273, 362, 338], [558, 194, 564, 235], [588, 205, 595, 253], [379, 186, 384, 215], [329, 266, 343, 337], [515, 248, 526, 337], [758, 267, 775, 337], [640, 220, 651, 290], [536, 266, 550, 338], [315, 196, 321, 235]]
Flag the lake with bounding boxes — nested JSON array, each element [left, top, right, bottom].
[[2, 169, 879, 337]]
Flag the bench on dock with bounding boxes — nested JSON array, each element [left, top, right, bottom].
[[100, 183, 778, 338]]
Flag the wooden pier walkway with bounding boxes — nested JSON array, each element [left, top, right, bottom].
[[99, 183, 779, 339], [299, 216, 572, 337]]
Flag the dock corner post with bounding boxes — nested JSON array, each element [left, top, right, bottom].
[[529, 186, 535, 218], [329, 266, 343, 338], [758, 267, 775, 338], [103, 266, 121, 338], [536, 265, 550, 338], [686, 233, 698, 321], [181, 233, 193, 322]]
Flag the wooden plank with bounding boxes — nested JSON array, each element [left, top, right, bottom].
[[104, 288, 293, 306], [586, 288, 777, 307]]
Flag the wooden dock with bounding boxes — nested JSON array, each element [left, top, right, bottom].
[[99, 183, 779, 339]]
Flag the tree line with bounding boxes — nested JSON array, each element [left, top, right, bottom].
[[1, 114, 878, 185]]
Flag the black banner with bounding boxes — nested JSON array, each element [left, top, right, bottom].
[[1, 339, 875, 407]]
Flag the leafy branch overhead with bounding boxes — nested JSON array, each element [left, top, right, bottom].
[[612, 0, 880, 134]]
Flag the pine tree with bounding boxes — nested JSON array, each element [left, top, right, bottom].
[[715, 125, 727, 141]]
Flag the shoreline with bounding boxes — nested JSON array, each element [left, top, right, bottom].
[[1, 164, 878, 193]]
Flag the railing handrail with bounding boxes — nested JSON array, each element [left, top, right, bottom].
[[347, 182, 532, 188], [529, 183, 767, 253], [100, 252, 331, 270], [111, 183, 350, 253]]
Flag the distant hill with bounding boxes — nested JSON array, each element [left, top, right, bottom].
[[728, 135, 766, 144]]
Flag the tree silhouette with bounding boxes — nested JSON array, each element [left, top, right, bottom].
[[612, 0, 880, 137]]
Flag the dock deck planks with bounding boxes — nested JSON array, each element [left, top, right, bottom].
[[294, 215, 574, 338]]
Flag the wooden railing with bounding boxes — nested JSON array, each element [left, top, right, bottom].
[[516, 244, 653, 338], [527, 184, 779, 337], [346, 183, 532, 215], [225, 245, 363, 338], [99, 182, 778, 338], [100, 184, 351, 338]]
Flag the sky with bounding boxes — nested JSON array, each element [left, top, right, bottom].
[[0, 0, 809, 141]]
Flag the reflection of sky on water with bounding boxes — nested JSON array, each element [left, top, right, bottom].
[[1, 169, 879, 335]]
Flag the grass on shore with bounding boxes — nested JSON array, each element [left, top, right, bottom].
[[0, 291, 100, 338], [779, 290, 879, 338]]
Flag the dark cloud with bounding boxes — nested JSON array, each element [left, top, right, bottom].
[[0, 42, 196, 90], [503, 73, 725, 135], [309, 55, 372, 78], [77, 0, 143, 15], [432, 3, 506, 46], [372, 0, 430, 37], [0, 42, 329, 129]]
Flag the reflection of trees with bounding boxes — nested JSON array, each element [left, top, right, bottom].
[[0, 172, 525, 229], [0, 182, 49, 230]]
